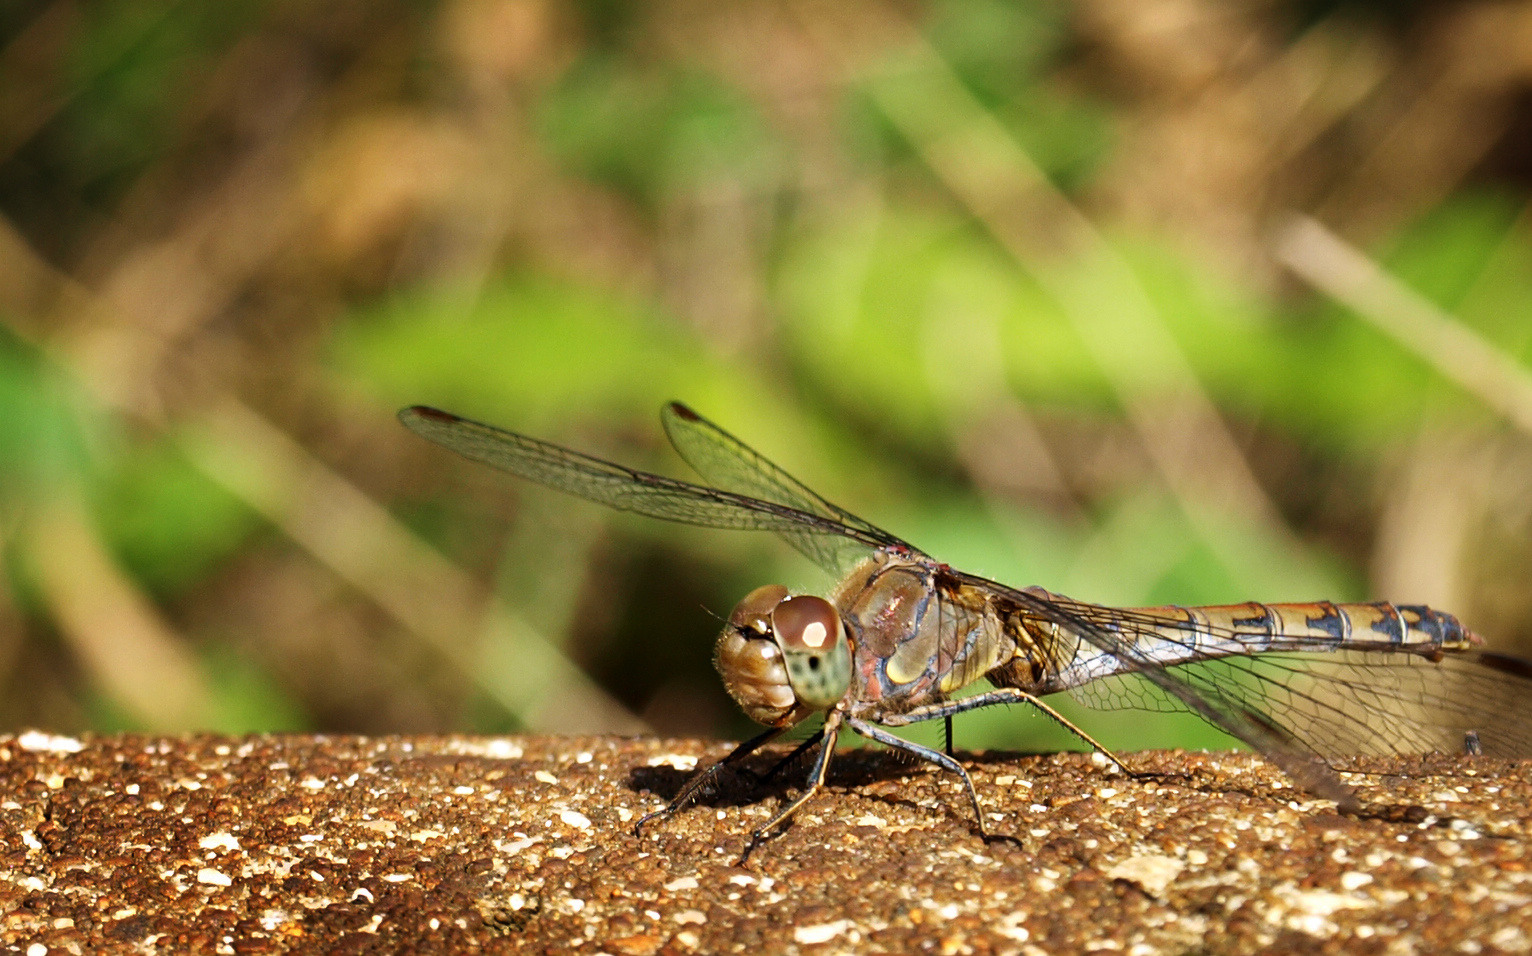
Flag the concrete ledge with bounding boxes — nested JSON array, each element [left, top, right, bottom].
[[0, 733, 1527, 953]]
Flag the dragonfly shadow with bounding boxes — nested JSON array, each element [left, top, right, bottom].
[[627, 745, 1030, 815], [627, 746, 822, 810]]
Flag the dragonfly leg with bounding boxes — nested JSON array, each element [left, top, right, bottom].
[[750, 728, 826, 784], [634, 725, 789, 838], [845, 716, 1002, 843], [944, 715, 955, 758], [883, 689, 1134, 775], [997, 692, 1132, 776], [739, 711, 843, 864]]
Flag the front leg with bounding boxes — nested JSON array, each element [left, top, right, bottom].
[[738, 710, 845, 864]]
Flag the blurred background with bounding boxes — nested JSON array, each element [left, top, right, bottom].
[[1, 0, 1531, 756]]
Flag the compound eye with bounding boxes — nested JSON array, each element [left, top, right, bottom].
[[728, 584, 790, 635], [771, 595, 851, 709], [771, 596, 842, 653]]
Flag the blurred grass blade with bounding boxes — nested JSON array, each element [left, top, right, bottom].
[[29, 491, 217, 730], [1274, 214, 1532, 437]]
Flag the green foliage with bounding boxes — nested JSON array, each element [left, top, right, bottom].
[[777, 208, 1116, 446], [0, 329, 258, 599], [843, 0, 1111, 191], [89, 441, 259, 599], [331, 274, 722, 424], [83, 644, 308, 734], [538, 57, 783, 208], [0, 332, 96, 511], [196, 644, 311, 734], [926, 0, 1111, 191], [57, 2, 260, 199], [1381, 195, 1525, 314]]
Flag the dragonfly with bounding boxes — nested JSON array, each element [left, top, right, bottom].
[[399, 402, 1532, 860]]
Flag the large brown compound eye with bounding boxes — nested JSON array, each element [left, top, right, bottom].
[[715, 584, 802, 728], [770, 596, 841, 653], [728, 584, 790, 635]]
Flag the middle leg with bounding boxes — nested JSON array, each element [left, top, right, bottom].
[[882, 688, 1132, 773]]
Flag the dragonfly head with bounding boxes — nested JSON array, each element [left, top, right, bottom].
[[715, 585, 853, 726]]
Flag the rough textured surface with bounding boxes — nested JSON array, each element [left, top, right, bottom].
[[0, 732, 1528, 954]]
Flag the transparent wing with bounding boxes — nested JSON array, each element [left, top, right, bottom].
[[661, 402, 908, 573], [1071, 648, 1532, 758], [399, 406, 897, 551]]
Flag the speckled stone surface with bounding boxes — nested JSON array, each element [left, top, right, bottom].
[[0, 732, 1528, 954]]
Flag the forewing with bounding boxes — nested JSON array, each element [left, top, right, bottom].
[[399, 406, 894, 547], [661, 403, 908, 573]]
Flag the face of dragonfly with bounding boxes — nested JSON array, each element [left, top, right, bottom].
[[714, 584, 854, 727]]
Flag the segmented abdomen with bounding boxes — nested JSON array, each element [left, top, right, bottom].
[[1024, 594, 1480, 692], [1135, 600, 1477, 654]]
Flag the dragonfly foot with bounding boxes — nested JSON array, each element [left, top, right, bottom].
[[981, 831, 1025, 852], [632, 807, 667, 838], [735, 806, 812, 864], [1123, 769, 1189, 792], [1087, 749, 1133, 777], [736, 828, 773, 866]]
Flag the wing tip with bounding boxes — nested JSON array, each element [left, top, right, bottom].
[[399, 405, 456, 424], [666, 402, 700, 422]]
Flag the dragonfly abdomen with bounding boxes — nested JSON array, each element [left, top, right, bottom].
[[1177, 600, 1478, 653], [1030, 597, 1481, 693]]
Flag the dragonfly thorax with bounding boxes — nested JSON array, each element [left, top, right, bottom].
[[714, 584, 853, 727]]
